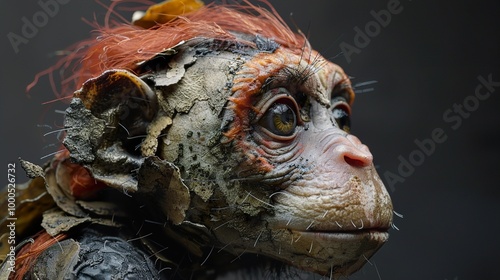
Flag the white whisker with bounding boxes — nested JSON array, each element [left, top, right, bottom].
[[391, 223, 400, 231], [254, 230, 264, 247], [269, 191, 292, 199], [135, 222, 144, 236], [358, 219, 364, 230], [353, 80, 378, 88], [118, 122, 131, 136], [43, 127, 69, 136], [217, 241, 234, 253], [246, 191, 274, 208], [51, 236, 64, 253], [127, 232, 153, 242], [213, 218, 235, 231], [40, 149, 66, 160], [322, 210, 329, 218], [329, 263, 333, 280], [355, 88, 375, 93], [306, 221, 314, 230], [144, 219, 165, 225], [15, 238, 35, 251], [362, 254, 373, 265], [230, 250, 246, 263], [148, 246, 169, 259], [158, 266, 172, 274], [294, 235, 301, 243], [393, 210, 404, 219], [241, 191, 251, 204], [127, 134, 149, 140], [200, 245, 214, 266], [374, 261, 382, 280], [351, 220, 357, 228]]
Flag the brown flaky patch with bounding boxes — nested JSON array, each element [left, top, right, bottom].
[[28, 0, 307, 99]]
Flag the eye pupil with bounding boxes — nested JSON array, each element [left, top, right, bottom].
[[273, 104, 294, 126], [261, 102, 297, 136]]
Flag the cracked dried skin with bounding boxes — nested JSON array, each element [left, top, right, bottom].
[[183, 47, 392, 277], [59, 38, 393, 278]]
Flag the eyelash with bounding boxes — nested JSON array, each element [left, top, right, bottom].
[[261, 64, 316, 94]]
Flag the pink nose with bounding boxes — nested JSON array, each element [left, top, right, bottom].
[[337, 135, 373, 168]]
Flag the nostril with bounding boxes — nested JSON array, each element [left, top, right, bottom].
[[323, 134, 374, 167], [344, 155, 370, 168]]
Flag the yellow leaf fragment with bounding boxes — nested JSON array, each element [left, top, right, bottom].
[[133, 0, 205, 29]]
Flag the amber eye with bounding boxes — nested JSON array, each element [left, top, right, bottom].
[[331, 102, 351, 133], [259, 102, 297, 136]]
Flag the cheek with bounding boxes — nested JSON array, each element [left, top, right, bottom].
[[230, 129, 303, 178]]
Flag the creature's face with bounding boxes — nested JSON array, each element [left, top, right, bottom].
[[64, 37, 392, 278]]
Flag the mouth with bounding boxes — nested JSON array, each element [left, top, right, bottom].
[[258, 227, 390, 277], [290, 229, 390, 242]]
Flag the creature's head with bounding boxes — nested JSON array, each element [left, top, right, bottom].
[[60, 0, 393, 278]]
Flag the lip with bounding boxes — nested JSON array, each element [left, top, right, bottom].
[[290, 229, 390, 242], [270, 228, 390, 276]]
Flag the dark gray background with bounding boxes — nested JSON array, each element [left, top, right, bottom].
[[1, 1, 499, 279]]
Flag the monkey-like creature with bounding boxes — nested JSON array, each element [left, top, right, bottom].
[[0, 1, 392, 279]]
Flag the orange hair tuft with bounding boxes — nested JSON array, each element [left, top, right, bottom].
[[28, 0, 307, 99], [13, 231, 68, 280]]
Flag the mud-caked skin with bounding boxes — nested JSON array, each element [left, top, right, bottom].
[[56, 35, 393, 279]]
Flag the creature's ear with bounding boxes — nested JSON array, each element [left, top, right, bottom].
[[64, 69, 190, 225], [73, 69, 158, 144]]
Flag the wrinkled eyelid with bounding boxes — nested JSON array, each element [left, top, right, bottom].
[[332, 101, 352, 116], [253, 92, 302, 123], [331, 91, 352, 120]]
